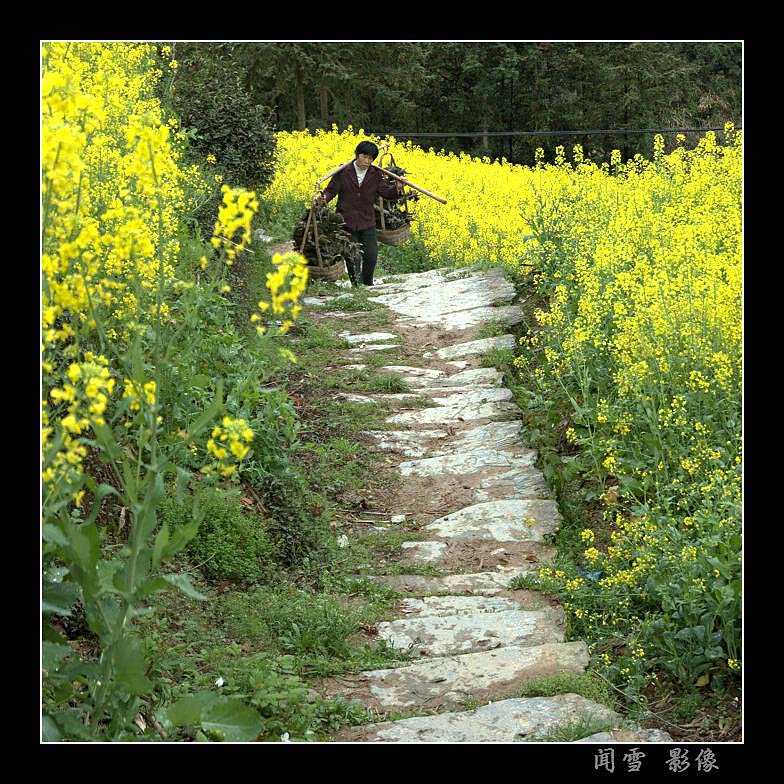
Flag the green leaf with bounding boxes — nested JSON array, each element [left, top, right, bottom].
[[160, 518, 201, 562], [97, 558, 124, 593], [174, 465, 193, 503], [44, 566, 70, 582], [201, 697, 264, 742], [152, 522, 170, 570], [83, 596, 122, 638], [136, 478, 164, 542], [165, 690, 219, 726], [113, 635, 153, 695], [91, 421, 125, 466], [42, 641, 73, 673], [66, 520, 100, 594], [42, 523, 68, 546], [58, 660, 102, 683], [162, 572, 208, 601], [42, 624, 69, 645], [135, 576, 170, 600], [41, 714, 64, 742], [189, 374, 211, 388], [187, 378, 224, 439], [44, 708, 94, 741], [42, 579, 80, 616]]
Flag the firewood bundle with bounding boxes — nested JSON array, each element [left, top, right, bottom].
[[292, 204, 362, 268], [376, 162, 418, 230]]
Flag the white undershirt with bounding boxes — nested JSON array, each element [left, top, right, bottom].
[[353, 161, 367, 187]]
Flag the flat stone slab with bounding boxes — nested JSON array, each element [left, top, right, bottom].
[[435, 335, 516, 360], [372, 267, 465, 291], [396, 595, 525, 617], [385, 393, 520, 426], [349, 344, 401, 353], [368, 268, 524, 332], [380, 366, 445, 381], [361, 429, 449, 458], [302, 294, 353, 306], [427, 387, 512, 406], [369, 269, 516, 316], [398, 539, 554, 570], [577, 729, 674, 743], [376, 605, 565, 657], [429, 421, 523, 455], [372, 393, 427, 405], [338, 693, 617, 743], [335, 392, 377, 405], [362, 569, 534, 595], [398, 304, 524, 331], [381, 366, 503, 390], [359, 641, 590, 711], [478, 463, 549, 490], [401, 541, 447, 560], [338, 331, 399, 345], [426, 499, 562, 542], [399, 447, 537, 478], [362, 422, 533, 462]]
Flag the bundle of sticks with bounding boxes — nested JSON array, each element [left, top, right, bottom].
[[292, 204, 361, 267]]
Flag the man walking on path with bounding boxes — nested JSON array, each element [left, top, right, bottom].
[[320, 140, 403, 286]]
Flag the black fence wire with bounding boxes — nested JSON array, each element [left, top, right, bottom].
[[377, 127, 740, 138]]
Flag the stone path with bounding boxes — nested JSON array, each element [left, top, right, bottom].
[[303, 266, 671, 744]]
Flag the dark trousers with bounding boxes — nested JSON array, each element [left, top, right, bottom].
[[348, 227, 378, 286]]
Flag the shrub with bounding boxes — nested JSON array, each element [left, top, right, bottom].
[[160, 486, 277, 584], [158, 43, 277, 239]]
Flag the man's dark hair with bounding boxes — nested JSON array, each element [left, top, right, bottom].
[[355, 140, 379, 159]]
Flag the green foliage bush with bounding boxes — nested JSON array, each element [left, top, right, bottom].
[[160, 486, 277, 584], [159, 43, 277, 239]]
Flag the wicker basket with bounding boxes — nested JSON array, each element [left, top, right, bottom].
[[377, 223, 411, 246], [306, 256, 346, 282]]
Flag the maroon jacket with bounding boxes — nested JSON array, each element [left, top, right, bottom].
[[322, 160, 400, 231]]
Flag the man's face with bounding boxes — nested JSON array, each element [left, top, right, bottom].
[[356, 153, 374, 170]]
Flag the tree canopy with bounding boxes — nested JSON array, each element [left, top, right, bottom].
[[168, 41, 742, 165]]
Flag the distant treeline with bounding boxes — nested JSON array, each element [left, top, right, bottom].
[[164, 41, 742, 166]]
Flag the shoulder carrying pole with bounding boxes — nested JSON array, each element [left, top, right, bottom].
[[372, 165, 447, 204], [315, 161, 354, 188]]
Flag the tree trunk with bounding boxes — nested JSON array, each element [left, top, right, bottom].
[[320, 84, 329, 127], [294, 61, 306, 130], [343, 86, 352, 123]]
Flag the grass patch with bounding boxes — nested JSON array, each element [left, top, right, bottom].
[[525, 714, 615, 742], [518, 671, 615, 709], [480, 347, 516, 373], [333, 369, 411, 395], [476, 319, 510, 339], [381, 562, 446, 577], [315, 290, 378, 312]]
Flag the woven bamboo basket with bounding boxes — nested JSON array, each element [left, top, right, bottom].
[[377, 223, 410, 246], [377, 152, 412, 246], [306, 256, 346, 282]]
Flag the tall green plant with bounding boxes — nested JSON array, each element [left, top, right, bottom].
[[41, 43, 310, 740]]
